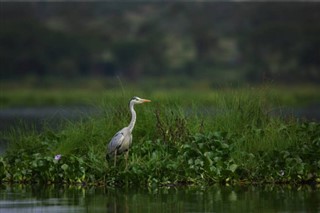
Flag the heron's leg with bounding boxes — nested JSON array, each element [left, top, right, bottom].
[[125, 150, 129, 169], [114, 149, 117, 167]]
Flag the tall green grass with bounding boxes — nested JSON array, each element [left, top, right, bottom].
[[1, 84, 320, 108], [1, 88, 319, 185]]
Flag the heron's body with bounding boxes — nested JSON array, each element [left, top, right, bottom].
[[106, 96, 151, 168], [107, 127, 132, 157]]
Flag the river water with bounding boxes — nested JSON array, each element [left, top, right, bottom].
[[0, 184, 319, 213]]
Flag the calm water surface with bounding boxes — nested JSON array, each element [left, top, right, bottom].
[[0, 184, 319, 213]]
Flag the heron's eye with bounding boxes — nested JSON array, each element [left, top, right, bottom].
[[130, 97, 139, 103]]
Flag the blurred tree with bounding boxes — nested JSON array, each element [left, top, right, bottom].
[[1, 2, 320, 84], [237, 3, 320, 83]]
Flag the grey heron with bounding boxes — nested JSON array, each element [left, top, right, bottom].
[[106, 96, 151, 168]]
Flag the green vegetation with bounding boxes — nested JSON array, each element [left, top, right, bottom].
[[2, 2, 319, 187], [1, 82, 320, 108], [1, 88, 319, 186], [1, 3, 320, 84]]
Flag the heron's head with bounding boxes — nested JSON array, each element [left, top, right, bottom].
[[130, 96, 151, 105]]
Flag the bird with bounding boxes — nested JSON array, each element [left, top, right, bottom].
[[106, 96, 151, 168]]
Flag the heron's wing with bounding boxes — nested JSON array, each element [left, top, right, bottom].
[[107, 130, 125, 155]]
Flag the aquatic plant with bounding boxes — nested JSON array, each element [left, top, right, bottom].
[[1, 89, 319, 186]]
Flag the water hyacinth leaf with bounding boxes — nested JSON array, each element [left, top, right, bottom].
[[195, 159, 203, 166], [61, 164, 69, 171], [213, 131, 222, 138], [198, 143, 205, 150], [38, 160, 45, 167], [204, 152, 213, 165], [204, 152, 213, 158], [221, 143, 229, 149], [213, 157, 221, 162], [182, 144, 191, 150], [32, 161, 38, 168], [229, 164, 238, 173], [296, 164, 305, 175]]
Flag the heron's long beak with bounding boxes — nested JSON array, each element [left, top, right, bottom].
[[142, 99, 151, 103]]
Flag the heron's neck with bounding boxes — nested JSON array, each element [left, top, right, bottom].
[[128, 102, 136, 132]]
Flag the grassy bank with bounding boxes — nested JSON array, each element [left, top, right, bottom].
[[1, 87, 320, 186], [1, 81, 320, 108]]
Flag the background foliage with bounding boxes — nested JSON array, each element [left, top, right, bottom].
[[1, 2, 320, 84]]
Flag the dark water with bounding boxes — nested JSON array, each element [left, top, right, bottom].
[[0, 184, 319, 213]]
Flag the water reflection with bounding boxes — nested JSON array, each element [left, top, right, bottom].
[[0, 185, 84, 212], [0, 184, 319, 213]]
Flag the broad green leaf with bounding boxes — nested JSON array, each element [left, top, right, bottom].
[[61, 164, 69, 171], [229, 164, 238, 173]]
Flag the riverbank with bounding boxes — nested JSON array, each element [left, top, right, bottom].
[[1, 87, 319, 186]]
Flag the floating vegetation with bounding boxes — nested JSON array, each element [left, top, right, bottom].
[[1, 89, 319, 186]]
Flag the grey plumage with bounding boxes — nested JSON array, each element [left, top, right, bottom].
[[106, 96, 151, 168], [107, 127, 132, 157]]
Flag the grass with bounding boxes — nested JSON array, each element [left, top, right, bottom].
[[1, 80, 320, 108], [1, 85, 320, 186]]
